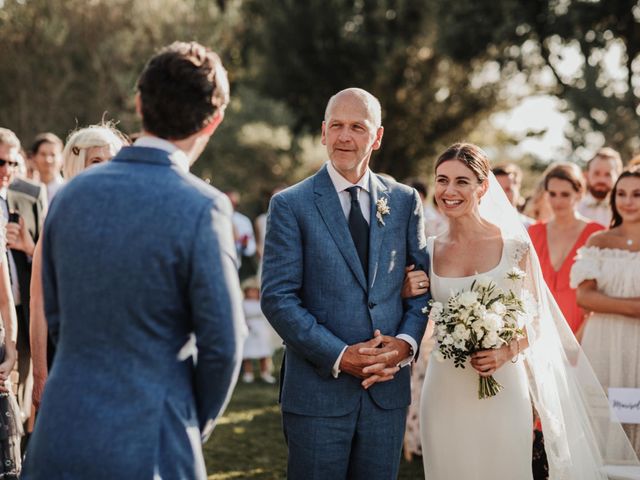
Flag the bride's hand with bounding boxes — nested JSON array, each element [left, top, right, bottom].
[[401, 265, 429, 298], [470, 342, 516, 377]]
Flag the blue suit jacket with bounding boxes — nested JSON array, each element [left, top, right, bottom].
[[22, 147, 245, 480], [261, 165, 429, 417]]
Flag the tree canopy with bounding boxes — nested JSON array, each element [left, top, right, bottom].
[[0, 0, 638, 214]]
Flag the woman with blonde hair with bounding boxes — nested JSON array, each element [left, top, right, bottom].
[[30, 124, 127, 409]]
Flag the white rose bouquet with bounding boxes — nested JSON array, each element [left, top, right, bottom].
[[428, 268, 527, 399]]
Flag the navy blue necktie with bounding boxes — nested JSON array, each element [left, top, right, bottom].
[[346, 186, 369, 277]]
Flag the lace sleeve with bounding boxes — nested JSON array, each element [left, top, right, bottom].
[[504, 238, 530, 267], [569, 247, 600, 289]]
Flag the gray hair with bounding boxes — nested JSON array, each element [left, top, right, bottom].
[[324, 88, 382, 128], [0, 128, 21, 149]]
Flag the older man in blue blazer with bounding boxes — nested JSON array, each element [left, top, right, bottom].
[[261, 88, 430, 480], [22, 42, 245, 479]]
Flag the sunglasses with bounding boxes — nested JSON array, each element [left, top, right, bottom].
[[0, 158, 19, 168]]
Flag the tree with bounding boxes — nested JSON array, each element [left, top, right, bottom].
[[0, 0, 302, 214], [0, 0, 231, 141], [434, 0, 640, 161], [240, 0, 514, 178]]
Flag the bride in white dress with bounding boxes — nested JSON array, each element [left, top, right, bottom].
[[419, 143, 639, 479]]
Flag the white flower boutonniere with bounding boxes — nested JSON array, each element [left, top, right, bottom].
[[376, 197, 390, 225]]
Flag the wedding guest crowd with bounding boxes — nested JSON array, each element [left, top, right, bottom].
[[572, 167, 640, 454]]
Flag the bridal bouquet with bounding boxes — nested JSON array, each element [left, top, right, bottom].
[[428, 269, 527, 399]]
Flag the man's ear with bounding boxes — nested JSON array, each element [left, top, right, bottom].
[[135, 92, 142, 117], [200, 110, 225, 137], [372, 126, 384, 151], [321, 121, 327, 145]]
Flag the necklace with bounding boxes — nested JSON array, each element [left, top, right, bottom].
[[627, 238, 634, 247]]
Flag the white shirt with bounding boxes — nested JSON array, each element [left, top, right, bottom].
[[577, 193, 611, 227], [0, 188, 21, 305], [232, 211, 257, 258], [133, 136, 191, 173], [325, 162, 417, 377], [326, 161, 371, 223], [46, 175, 65, 205]]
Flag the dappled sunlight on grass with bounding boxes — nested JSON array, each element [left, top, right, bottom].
[[208, 468, 268, 479], [217, 405, 280, 426]]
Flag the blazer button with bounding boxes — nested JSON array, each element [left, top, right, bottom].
[[368, 302, 376, 309]]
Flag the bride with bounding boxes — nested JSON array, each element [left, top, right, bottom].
[[419, 143, 639, 479]]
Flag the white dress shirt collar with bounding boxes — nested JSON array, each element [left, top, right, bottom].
[[326, 161, 370, 194], [134, 136, 190, 173]]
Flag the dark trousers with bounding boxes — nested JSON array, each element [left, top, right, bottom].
[[283, 391, 407, 480]]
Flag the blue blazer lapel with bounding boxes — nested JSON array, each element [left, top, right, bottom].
[[368, 173, 389, 288], [313, 166, 368, 291]]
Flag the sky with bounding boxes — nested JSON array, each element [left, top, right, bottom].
[[491, 95, 571, 162], [489, 37, 628, 164]]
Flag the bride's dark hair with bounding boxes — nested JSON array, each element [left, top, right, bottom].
[[610, 166, 640, 228], [435, 143, 490, 182]]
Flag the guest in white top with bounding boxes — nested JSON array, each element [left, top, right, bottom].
[[30, 132, 65, 204], [577, 147, 623, 227], [225, 189, 256, 266]]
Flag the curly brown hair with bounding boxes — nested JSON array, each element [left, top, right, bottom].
[[137, 41, 229, 140]]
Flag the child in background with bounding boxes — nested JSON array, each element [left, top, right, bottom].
[[241, 278, 276, 384]]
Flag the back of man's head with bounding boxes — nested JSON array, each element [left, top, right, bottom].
[[137, 41, 230, 140], [0, 128, 21, 149]]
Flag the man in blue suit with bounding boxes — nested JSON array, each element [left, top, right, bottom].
[[22, 42, 245, 479], [261, 88, 430, 479]]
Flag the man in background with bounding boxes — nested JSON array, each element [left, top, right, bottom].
[[30, 133, 64, 205], [492, 163, 534, 228], [577, 147, 623, 227]]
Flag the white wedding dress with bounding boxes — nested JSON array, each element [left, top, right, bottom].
[[417, 173, 639, 479], [420, 236, 534, 479]]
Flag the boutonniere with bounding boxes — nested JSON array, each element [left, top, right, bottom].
[[376, 197, 390, 226]]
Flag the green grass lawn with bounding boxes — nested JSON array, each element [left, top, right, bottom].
[[204, 351, 425, 479]]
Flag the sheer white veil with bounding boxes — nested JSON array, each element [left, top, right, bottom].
[[479, 173, 639, 479]]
